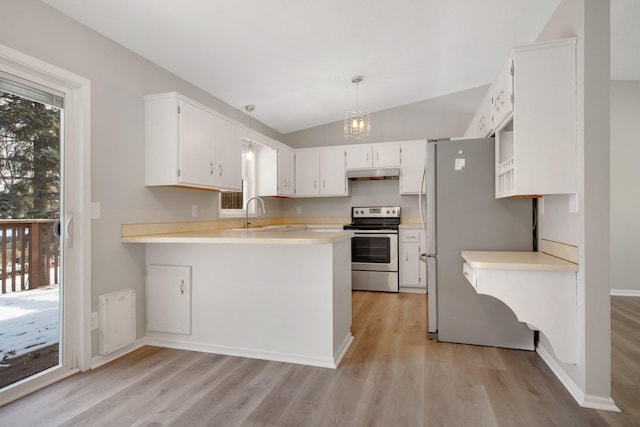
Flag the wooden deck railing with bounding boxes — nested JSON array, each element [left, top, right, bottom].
[[0, 219, 60, 293]]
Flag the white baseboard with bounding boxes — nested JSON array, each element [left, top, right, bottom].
[[537, 345, 620, 412], [399, 286, 426, 294], [610, 289, 640, 297], [144, 336, 347, 369], [333, 334, 354, 367], [582, 394, 621, 412], [90, 338, 147, 370]]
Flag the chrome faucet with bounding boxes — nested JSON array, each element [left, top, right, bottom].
[[244, 196, 266, 228]]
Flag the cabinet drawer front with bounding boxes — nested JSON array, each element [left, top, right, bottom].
[[462, 262, 477, 289], [401, 230, 420, 243]]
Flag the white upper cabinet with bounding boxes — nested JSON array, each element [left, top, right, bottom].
[[295, 147, 347, 197], [255, 138, 295, 197], [399, 140, 427, 195], [495, 38, 577, 198], [464, 89, 493, 138], [345, 145, 371, 169], [294, 149, 320, 196], [490, 54, 515, 130], [319, 148, 347, 196], [176, 99, 216, 187], [277, 144, 295, 196], [145, 92, 242, 191], [345, 142, 400, 169], [212, 115, 242, 190]]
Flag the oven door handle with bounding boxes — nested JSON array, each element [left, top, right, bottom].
[[351, 230, 398, 235]]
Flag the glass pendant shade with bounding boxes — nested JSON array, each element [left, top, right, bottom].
[[344, 109, 371, 139], [344, 76, 371, 139]]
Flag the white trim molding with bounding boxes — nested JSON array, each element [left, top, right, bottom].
[[0, 43, 92, 404], [537, 346, 620, 412], [610, 289, 640, 297]]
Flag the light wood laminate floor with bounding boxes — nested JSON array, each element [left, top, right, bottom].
[[0, 292, 637, 426]]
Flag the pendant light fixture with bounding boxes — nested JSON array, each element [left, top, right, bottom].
[[244, 104, 256, 160], [344, 75, 370, 139], [244, 104, 255, 129]]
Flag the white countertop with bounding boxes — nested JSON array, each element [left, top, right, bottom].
[[398, 223, 423, 229], [122, 227, 352, 245], [461, 250, 578, 272]]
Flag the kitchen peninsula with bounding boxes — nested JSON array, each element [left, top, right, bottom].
[[122, 226, 353, 368]]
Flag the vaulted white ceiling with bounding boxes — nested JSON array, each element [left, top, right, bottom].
[[42, 0, 638, 134]]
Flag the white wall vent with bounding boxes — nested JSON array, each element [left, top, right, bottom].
[[98, 288, 136, 355]]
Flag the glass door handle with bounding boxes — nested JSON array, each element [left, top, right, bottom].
[[64, 214, 73, 248]]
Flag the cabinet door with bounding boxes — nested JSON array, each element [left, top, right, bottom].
[[464, 89, 492, 138], [345, 145, 372, 169], [495, 38, 576, 198], [147, 265, 191, 334], [178, 100, 216, 187], [400, 242, 421, 288], [373, 143, 401, 167], [399, 141, 426, 194], [490, 55, 514, 129], [295, 150, 319, 196], [320, 148, 346, 196], [278, 144, 295, 196], [212, 116, 242, 191]]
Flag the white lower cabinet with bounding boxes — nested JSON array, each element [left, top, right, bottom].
[[399, 229, 426, 289], [146, 264, 191, 335]]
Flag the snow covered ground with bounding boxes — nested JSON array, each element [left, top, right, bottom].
[[0, 285, 59, 365]]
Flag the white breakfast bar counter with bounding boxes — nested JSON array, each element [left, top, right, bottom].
[[122, 226, 354, 369], [460, 242, 579, 363]]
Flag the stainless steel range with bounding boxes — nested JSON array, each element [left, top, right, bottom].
[[344, 206, 400, 292]]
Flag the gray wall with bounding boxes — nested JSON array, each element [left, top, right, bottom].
[[536, 0, 612, 403], [0, 0, 482, 357], [282, 86, 486, 149], [279, 87, 486, 219], [0, 0, 285, 355], [282, 180, 421, 221], [610, 80, 640, 293]]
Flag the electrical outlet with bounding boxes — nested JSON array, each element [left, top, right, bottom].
[[296, 206, 302, 214], [91, 312, 98, 330], [569, 193, 578, 213], [91, 202, 101, 219], [192, 205, 198, 217]]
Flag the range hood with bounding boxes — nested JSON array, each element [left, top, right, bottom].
[[346, 167, 400, 180]]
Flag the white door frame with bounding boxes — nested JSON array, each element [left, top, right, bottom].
[[0, 44, 91, 406]]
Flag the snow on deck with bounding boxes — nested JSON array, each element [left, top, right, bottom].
[[0, 285, 59, 365]]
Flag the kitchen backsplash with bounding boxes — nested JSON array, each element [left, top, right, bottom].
[[280, 179, 421, 219]]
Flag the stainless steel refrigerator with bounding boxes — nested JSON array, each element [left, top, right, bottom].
[[420, 137, 534, 350]]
